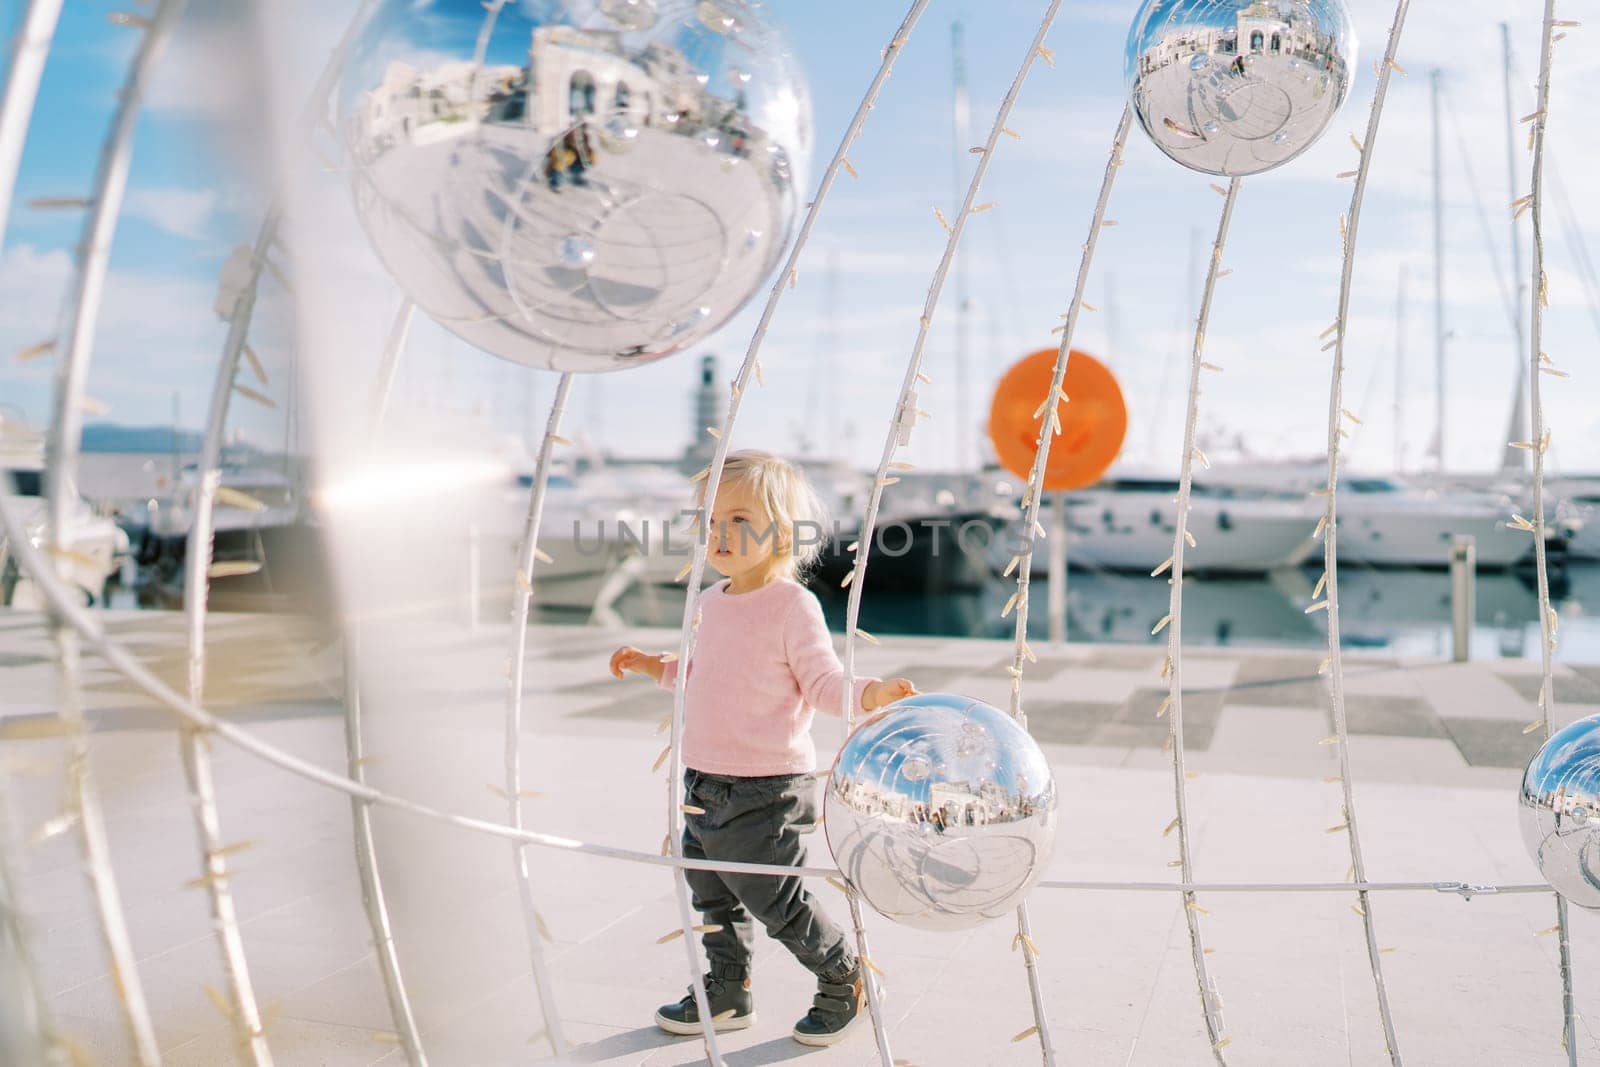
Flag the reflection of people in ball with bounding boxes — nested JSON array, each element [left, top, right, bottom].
[[608, 450, 918, 1047], [545, 123, 598, 191], [544, 141, 573, 190]]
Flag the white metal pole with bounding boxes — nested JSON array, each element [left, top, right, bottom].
[[1430, 70, 1446, 473], [951, 20, 971, 473], [1499, 22, 1529, 474], [0, 0, 62, 250], [1394, 265, 1407, 473], [1047, 491, 1066, 644]]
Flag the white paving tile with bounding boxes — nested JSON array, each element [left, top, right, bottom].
[[8, 609, 1600, 1063]]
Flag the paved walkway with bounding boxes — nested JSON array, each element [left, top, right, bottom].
[[3, 608, 1598, 1064]]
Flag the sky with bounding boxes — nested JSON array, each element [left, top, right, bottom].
[[1, 0, 1598, 479]]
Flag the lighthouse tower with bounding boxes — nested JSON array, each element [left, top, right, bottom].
[[682, 353, 724, 473]]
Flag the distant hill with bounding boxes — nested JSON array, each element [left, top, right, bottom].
[[80, 424, 284, 468], [81, 423, 204, 453]]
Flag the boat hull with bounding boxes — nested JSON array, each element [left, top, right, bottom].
[[1333, 510, 1530, 568], [1008, 493, 1319, 574]]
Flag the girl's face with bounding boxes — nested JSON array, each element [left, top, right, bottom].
[[705, 479, 784, 581]]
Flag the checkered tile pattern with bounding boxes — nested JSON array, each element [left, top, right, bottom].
[[5, 609, 1599, 1064], [531, 621, 1600, 774], [6, 610, 1597, 772]]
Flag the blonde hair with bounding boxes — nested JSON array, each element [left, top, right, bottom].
[[696, 449, 830, 581]]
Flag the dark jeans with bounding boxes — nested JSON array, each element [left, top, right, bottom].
[[681, 768, 854, 982]]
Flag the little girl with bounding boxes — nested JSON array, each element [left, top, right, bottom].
[[610, 449, 916, 1047]]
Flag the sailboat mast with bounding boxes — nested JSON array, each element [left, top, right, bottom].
[[1499, 22, 1528, 473], [1104, 270, 1120, 374], [951, 19, 971, 472], [1150, 228, 1202, 464], [799, 249, 839, 458], [826, 248, 840, 459], [1394, 265, 1407, 474], [1430, 69, 1446, 472]]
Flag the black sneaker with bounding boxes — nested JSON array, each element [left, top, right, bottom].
[[791, 962, 865, 1047], [654, 973, 756, 1036]]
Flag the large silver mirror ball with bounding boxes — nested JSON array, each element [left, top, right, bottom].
[[1520, 713, 1600, 910], [824, 693, 1058, 931], [1125, 0, 1355, 176], [337, 0, 812, 373]]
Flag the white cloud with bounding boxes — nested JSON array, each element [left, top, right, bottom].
[[1004, 97, 1132, 165], [142, 14, 259, 120], [0, 244, 289, 443], [1060, 4, 1143, 28], [0, 244, 71, 337], [16, 0, 1598, 478], [124, 187, 220, 240]]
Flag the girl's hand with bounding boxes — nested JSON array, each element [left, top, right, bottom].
[[863, 677, 917, 713], [610, 645, 664, 682]]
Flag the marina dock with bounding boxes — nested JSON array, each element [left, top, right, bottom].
[[4, 609, 1597, 1064]]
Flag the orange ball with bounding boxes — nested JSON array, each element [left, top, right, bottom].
[[987, 348, 1127, 491]]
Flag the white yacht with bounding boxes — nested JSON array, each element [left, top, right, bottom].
[[1188, 463, 1542, 569], [125, 460, 334, 612], [0, 415, 130, 607], [1548, 477, 1600, 561], [1331, 476, 1531, 568], [1007, 468, 1319, 574], [1563, 499, 1600, 561], [486, 457, 705, 614], [143, 463, 302, 541]]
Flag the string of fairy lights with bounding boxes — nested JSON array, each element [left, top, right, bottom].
[[1313, 0, 1414, 1061], [1523, 0, 1579, 1058], [176, 2, 389, 1061], [835, 4, 1068, 1059], [449, 4, 574, 1058], [1000, 97, 1132, 1060], [33, 2, 188, 1064], [658, 5, 933, 1062], [0, 6, 76, 1060], [0, 1, 1590, 1065], [500, 369, 575, 1061], [179, 207, 282, 1067], [1155, 174, 1242, 1063], [344, 300, 429, 1066]]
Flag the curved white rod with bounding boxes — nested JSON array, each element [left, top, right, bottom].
[[180, 2, 399, 1057], [0, 3, 68, 1061], [179, 211, 280, 1067], [836, 3, 1069, 1059], [345, 295, 429, 1066], [1524, 0, 1577, 1059], [1162, 177, 1241, 1066], [37, 3, 190, 1062], [0, 772, 66, 1064], [1001, 104, 1132, 1065], [338, 304, 431, 1067], [1315, 3, 1414, 1061], [0, 0, 62, 246], [341, 637, 428, 1065], [502, 371, 575, 1057], [661, 4, 932, 1062]]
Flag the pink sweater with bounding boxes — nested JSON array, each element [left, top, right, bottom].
[[656, 577, 880, 776]]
